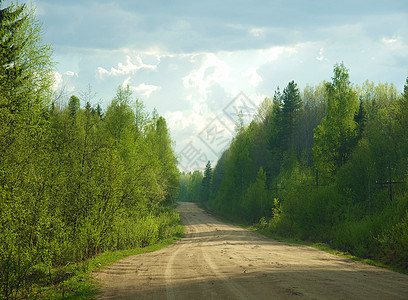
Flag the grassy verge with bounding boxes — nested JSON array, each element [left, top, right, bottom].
[[33, 231, 184, 299]]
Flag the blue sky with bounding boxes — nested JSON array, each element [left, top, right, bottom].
[[5, 0, 408, 171]]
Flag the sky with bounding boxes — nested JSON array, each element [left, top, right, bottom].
[[5, 0, 408, 171]]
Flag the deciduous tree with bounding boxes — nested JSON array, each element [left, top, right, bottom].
[[313, 63, 359, 180]]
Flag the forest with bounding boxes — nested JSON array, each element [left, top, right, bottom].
[[0, 3, 181, 298], [180, 64, 408, 270], [2, 0, 408, 297]]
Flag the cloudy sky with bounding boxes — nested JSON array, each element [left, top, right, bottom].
[[7, 0, 408, 171]]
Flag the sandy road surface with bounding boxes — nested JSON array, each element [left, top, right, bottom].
[[95, 202, 408, 299]]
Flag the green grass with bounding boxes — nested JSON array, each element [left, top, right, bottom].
[[31, 231, 184, 299]]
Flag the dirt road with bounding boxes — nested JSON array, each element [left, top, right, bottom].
[[95, 202, 408, 299]]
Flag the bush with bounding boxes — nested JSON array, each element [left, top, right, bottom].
[[377, 211, 408, 268]]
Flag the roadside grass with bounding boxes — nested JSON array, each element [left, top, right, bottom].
[[32, 227, 184, 299]]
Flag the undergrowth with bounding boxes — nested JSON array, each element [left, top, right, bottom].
[[26, 227, 184, 299]]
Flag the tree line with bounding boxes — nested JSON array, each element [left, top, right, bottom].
[[182, 63, 408, 270], [0, 2, 180, 298]]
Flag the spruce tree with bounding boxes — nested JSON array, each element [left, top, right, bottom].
[[281, 81, 302, 152]]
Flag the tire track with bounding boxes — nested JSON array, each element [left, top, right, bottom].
[[165, 205, 216, 299], [183, 207, 256, 299], [165, 243, 186, 300]]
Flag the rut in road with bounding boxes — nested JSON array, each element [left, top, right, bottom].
[[95, 202, 408, 299]]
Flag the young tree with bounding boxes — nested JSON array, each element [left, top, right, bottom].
[[254, 97, 273, 124], [68, 95, 80, 118], [313, 63, 359, 180], [241, 167, 268, 222], [295, 83, 327, 163], [154, 116, 179, 203]]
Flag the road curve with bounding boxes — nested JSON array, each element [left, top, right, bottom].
[[95, 202, 408, 299]]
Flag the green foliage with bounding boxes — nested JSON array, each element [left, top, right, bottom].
[[281, 80, 302, 152], [241, 167, 268, 222], [0, 3, 181, 297], [313, 63, 359, 180], [68, 95, 80, 117], [333, 213, 385, 258], [199, 161, 212, 202], [295, 83, 327, 163], [377, 211, 408, 268], [268, 198, 282, 232], [178, 171, 203, 202], [206, 64, 408, 270]]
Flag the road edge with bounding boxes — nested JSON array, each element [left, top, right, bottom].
[[194, 201, 408, 276]]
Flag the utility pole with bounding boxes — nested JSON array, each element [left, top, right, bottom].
[[376, 159, 405, 203], [268, 177, 284, 198], [388, 159, 392, 202], [368, 171, 371, 213]]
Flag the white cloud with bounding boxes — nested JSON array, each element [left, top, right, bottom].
[[249, 27, 265, 37], [242, 67, 262, 87], [65, 71, 78, 77], [316, 48, 325, 61], [52, 71, 77, 94], [165, 111, 186, 131], [122, 76, 132, 87], [183, 53, 232, 95], [52, 71, 63, 91], [53, 71, 64, 90], [165, 108, 212, 134], [128, 82, 161, 98], [97, 55, 158, 79], [380, 36, 407, 52], [259, 46, 290, 62], [381, 37, 399, 45]]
